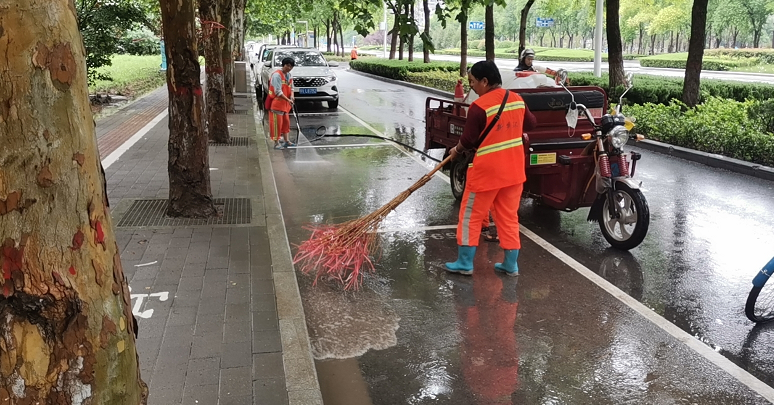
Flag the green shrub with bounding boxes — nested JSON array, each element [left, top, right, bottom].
[[626, 97, 774, 166], [437, 48, 642, 61], [498, 40, 516, 49], [476, 39, 486, 51], [405, 70, 469, 93], [350, 59, 463, 80], [705, 48, 774, 64], [640, 53, 759, 71], [119, 27, 160, 56], [568, 72, 774, 105]]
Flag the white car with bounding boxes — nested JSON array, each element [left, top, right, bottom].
[[261, 48, 339, 109]]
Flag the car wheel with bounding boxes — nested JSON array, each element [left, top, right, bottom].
[[328, 99, 339, 110]]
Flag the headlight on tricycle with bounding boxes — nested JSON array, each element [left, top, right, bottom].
[[609, 125, 629, 149]]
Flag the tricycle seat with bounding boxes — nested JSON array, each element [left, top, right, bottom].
[[518, 89, 605, 112]]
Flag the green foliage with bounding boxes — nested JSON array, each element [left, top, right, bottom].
[[437, 48, 643, 61], [626, 97, 774, 166], [570, 72, 774, 105], [349, 59, 463, 80], [705, 49, 774, 64], [639, 53, 760, 71], [748, 99, 774, 134], [497, 40, 516, 49], [76, 0, 148, 84], [406, 70, 468, 92], [88, 54, 166, 96], [118, 27, 160, 56]]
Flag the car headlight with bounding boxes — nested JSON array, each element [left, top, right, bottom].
[[327, 76, 337, 83], [608, 125, 629, 149]]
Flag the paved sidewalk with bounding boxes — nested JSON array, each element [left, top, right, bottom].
[[98, 85, 322, 404]]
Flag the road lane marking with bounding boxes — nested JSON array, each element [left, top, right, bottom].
[[377, 225, 457, 233], [101, 110, 168, 169], [291, 142, 392, 149], [342, 104, 774, 401]]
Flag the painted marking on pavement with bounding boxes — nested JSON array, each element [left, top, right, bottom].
[[291, 142, 391, 149], [343, 105, 774, 401], [101, 110, 169, 169], [128, 286, 169, 319]]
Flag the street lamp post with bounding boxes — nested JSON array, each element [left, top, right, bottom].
[[297, 20, 309, 47], [383, 1, 388, 57], [593, 0, 603, 77]]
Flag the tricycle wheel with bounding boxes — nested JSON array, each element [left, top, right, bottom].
[[598, 183, 650, 250], [449, 158, 467, 201]]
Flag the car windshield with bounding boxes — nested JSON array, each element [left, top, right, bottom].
[[273, 51, 327, 67]]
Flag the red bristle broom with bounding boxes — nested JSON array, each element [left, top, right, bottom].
[[293, 155, 453, 290]]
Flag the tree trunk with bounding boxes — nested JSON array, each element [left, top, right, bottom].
[[389, 6, 399, 59], [650, 34, 656, 55], [682, 0, 709, 107], [638, 24, 644, 54], [233, 0, 245, 61], [0, 1, 147, 402], [219, 0, 234, 112], [408, 2, 415, 61], [161, 0, 218, 218], [485, 2, 495, 61], [423, 0, 431, 63], [339, 20, 345, 57], [460, 12, 468, 77], [199, 0, 229, 143], [732, 28, 738, 47], [753, 29, 761, 48], [675, 31, 680, 53], [606, 0, 626, 88], [518, 0, 536, 55], [314, 25, 318, 49], [326, 19, 332, 52]]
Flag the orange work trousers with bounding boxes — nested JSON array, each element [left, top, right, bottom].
[[457, 183, 523, 249], [268, 111, 290, 141]]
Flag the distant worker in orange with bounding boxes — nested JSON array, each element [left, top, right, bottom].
[[351, 46, 359, 61], [446, 60, 536, 276]]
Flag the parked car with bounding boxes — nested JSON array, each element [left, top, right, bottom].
[[260, 48, 339, 110], [254, 45, 295, 95]]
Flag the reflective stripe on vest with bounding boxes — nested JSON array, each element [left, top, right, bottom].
[[484, 101, 525, 117], [476, 138, 524, 157]]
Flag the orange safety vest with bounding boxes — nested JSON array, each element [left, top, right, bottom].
[[466, 88, 527, 193], [350, 49, 358, 59], [269, 70, 293, 113]]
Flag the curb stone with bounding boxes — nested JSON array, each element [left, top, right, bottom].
[[349, 68, 774, 182], [250, 92, 324, 403]]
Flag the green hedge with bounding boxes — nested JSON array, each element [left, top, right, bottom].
[[437, 49, 642, 61], [626, 97, 774, 166], [405, 70, 468, 93], [639, 53, 759, 71], [349, 59, 463, 80], [705, 49, 774, 64], [568, 72, 774, 105]]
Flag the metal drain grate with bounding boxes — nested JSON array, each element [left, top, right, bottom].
[[230, 109, 252, 115], [117, 198, 251, 227], [209, 137, 250, 147]]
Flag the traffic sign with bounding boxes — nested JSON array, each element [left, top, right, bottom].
[[536, 17, 554, 28], [469, 21, 484, 30]]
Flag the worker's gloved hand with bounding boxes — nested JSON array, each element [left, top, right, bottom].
[[449, 145, 464, 161]]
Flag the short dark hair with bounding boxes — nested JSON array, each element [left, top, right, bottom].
[[469, 60, 502, 86], [281, 57, 295, 67]]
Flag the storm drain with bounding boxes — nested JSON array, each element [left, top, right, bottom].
[[230, 109, 252, 115], [117, 198, 251, 227], [210, 137, 250, 147]]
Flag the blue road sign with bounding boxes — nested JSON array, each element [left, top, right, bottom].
[[536, 17, 554, 28], [469, 21, 484, 30]]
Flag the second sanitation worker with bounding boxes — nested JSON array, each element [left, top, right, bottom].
[[446, 60, 535, 276]]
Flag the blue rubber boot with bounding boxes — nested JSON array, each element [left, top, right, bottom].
[[495, 249, 519, 276], [445, 246, 476, 275]]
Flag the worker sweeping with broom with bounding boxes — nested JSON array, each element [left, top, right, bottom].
[[446, 60, 536, 277]]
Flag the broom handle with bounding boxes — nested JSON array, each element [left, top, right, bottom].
[[428, 155, 454, 177], [406, 155, 454, 193]]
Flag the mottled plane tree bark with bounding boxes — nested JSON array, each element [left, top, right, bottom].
[[0, 0, 146, 403], [606, 0, 627, 88], [199, 0, 230, 143], [160, 0, 219, 217], [220, 0, 235, 112]]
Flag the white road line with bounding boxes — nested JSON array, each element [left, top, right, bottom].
[[377, 225, 456, 233], [342, 104, 774, 401], [291, 142, 391, 149], [101, 110, 168, 169]]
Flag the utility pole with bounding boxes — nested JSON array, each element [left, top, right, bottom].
[[383, 1, 389, 57]]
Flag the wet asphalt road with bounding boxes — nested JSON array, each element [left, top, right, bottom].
[[264, 69, 774, 404]]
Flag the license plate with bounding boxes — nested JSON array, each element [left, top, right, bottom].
[[299, 88, 317, 95]]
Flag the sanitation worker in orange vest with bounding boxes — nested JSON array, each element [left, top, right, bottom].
[[268, 57, 296, 149], [350, 46, 359, 60], [446, 60, 536, 276]]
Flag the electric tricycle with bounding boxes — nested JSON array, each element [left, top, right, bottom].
[[425, 71, 650, 250]]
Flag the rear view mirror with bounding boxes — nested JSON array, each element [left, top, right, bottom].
[[626, 72, 634, 88], [264, 61, 271, 67], [557, 69, 569, 87]]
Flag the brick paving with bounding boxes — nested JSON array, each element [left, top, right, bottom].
[[101, 85, 320, 404]]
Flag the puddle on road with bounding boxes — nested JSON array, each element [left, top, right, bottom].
[[301, 279, 400, 360]]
